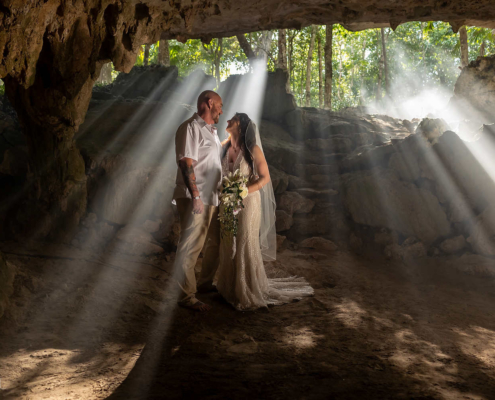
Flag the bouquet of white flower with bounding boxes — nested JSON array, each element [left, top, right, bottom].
[[218, 169, 249, 257]]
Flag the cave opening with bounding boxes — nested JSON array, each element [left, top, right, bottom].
[[1, 2, 495, 398]]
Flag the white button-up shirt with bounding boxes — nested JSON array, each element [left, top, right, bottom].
[[173, 113, 223, 206]]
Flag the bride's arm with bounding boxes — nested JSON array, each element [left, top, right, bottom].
[[248, 145, 271, 194]]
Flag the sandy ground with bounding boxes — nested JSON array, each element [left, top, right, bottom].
[[1, 241, 495, 400]]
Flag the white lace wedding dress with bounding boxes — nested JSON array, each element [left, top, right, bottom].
[[213, 150, 314, 311]]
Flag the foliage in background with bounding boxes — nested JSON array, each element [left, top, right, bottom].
[[103, 23, 495, 111]]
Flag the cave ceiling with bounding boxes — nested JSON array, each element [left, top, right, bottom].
[[1, 0, 495, 87]]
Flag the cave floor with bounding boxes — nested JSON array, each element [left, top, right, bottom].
[[1, 241, 495, 400]]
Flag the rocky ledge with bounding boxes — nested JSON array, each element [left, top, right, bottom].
[[1, 66, 495, 275]]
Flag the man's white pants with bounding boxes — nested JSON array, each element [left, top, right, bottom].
[[174, 198, 220, 306]]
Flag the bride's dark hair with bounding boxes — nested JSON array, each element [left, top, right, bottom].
[[223, 112, 254, 176]]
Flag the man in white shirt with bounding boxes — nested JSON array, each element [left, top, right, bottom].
[[173, 90, 223, 311]]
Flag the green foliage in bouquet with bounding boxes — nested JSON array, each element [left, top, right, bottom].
[[218, 169, 249, 239]]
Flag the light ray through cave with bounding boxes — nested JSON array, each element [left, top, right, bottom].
[[22, 65, 272, 396]]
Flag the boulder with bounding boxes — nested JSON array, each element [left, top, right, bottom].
[[458, 119, 483, 140], [451, 55, 495, 124], [467, 206, 495, 256], [305, 137, 354, 154], [275, 210, 293, 232], [384, 241, 427, 261], [415, 118, 450, 142], [388, 152, 420, 182], [97, 221, 116, 241], [110, 65, 179, 99], [277, 191, 315, 215], [287, 175, 313, 190], [293, 164, 338, 179], [340, 143, 395, 172], [440, 235, 467, 254], [374, 229, 398, 246], [276, 235, 287, 251], [269, 166, 289, 194], [447, 196, 474, 223], [295, 188, 339, 200], [290, 211, 350, 240], [342, 168, 451, 244], [449, 253, 495, 278], [475, 123, 495, 144], [261, 127, 309, 173], [284, 109, 306, 141], [436, 131, 495, 213], [261, 69, 297, 122], [299, 237, 338, 252]]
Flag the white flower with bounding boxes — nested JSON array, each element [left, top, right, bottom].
[[240, 187, 248, 199]]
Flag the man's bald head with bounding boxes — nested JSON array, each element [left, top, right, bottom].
[[197, 90, 223, 124], [197, 90, 220, 110]]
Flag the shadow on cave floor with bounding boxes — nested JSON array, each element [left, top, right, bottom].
[[2, 242, 495, 399], [104, 250, 495, 400]]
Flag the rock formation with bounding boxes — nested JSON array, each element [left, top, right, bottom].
[[451, 54, 495, 125], [2, 64, 495, 267], [1, 2, 495, 239]]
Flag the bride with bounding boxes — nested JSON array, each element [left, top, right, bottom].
[[213, 112, 314, 310]]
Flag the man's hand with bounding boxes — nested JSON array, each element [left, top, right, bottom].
[[192, 198, 204, 215]]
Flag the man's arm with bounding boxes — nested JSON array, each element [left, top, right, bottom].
[[179, 157, 204, 214]]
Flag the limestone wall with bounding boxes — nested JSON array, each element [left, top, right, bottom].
[[1, 66, 495, 269]]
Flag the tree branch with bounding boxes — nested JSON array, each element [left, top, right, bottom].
[[236, 33, 256, 65]]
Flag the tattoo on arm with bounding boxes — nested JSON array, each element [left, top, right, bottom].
[[180, 161, 200, 198]]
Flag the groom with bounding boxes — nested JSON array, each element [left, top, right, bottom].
[[172, 90, 223, 311]]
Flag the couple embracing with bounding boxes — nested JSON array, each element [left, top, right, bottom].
[[172, 90, 313, 311]]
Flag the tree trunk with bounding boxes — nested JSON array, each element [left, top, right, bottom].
[[376, 30, 383, 101], [359, 37, 367, 106], [380, 28, 389, 97], [305, 26, 317, 107], [236, 34, 257, 69], [158, 34, 170, 66], [258, 31, 273, 66], [324, 25, 333, 110], [277, 29, 287, 70], [459, 26, 469, 67], [318, 31, 323, 108], [278, 29, 290, 92], [338, 42, 343, 102], [143, 44, 151, 66], [215, 38, 223, 87], [300, 64, 306, 106], [288, 32, 295, 93], [480, 41, 486, 57]]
